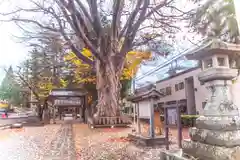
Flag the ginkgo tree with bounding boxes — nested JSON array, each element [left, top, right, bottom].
[[64, 49, 151, 83], [3, 0, 193, 116], [63, 48, 152, 105]]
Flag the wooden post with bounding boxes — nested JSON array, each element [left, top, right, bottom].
[[133, 103, 136, 125], [164, 106, 169, 150], [137, 102, 141, 134], [176, 101, 182, 148], [53, 105, 56, 124], [84, 96, 88, 123], [149, 98, 155, 138]]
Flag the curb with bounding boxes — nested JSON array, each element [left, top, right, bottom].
[[0, 124, 11, 130], [0, 122, 26, 130]]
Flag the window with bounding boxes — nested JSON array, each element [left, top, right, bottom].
[[229, 58, 237, 69], [204, 59, 213, 68], [202, 102, 207, 109], [179, 82, 184, 90], [154, 104, 159, 112], [175, 84, 179, 91], [217, 57, 225, 66], [160, 88, 165, 95], [166, 87, 172, 95], [175, 82, 184, 91]]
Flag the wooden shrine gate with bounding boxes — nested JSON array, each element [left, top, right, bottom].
[[47, 88, 88, 123]]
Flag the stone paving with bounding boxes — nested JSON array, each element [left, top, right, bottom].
[[41, 123, 76, 160]]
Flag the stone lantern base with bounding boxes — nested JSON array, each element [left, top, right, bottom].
[[160, 40, 240, 160], [160, 116, 240, 160]]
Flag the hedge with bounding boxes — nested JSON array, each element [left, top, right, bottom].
[[160, 115, 199, 127]]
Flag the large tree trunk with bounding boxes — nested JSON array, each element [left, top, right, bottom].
[[95, 57, 124, 117]]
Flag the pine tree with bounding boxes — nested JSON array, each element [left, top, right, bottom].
[[192, 0, 239, 43], [0, 66, 22, 105]]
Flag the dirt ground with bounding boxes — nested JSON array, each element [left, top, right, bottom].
[[73, 124, 189, 160]]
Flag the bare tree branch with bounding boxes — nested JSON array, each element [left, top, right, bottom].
[[111, 0, 124, 39], [88, 0, 102, 36]]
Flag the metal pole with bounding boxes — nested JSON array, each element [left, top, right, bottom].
[[132, 77, 136, 94]]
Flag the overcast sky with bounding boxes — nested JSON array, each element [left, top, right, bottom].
[[0, 0, 198, 83], [0, 21, 28, 82], [0, 0, 29, 81]]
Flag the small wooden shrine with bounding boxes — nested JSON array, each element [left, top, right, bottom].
[[127, 87, 166, 146], [47, 88, 88, 123]]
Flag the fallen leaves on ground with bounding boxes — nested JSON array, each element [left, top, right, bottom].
[[73, 124, 182, 160]]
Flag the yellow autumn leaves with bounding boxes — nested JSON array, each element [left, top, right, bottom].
[[34, 47, 151, 99], [63, 48, 151, 83]]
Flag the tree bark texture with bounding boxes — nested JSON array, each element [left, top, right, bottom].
[[95, 56, 124, 117]]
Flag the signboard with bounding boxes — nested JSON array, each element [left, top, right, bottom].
[[138, 101, 151, 118], [54, 98, 82, 106], [50, 90, 84, 97], [0, 100, 9, 108]]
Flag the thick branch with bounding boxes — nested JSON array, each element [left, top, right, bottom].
[[88, 0, 102, 36], [111, 0, 124, 39], [59, 0, 103, 62], [119, 0, 144, 39], [75, 0, 94, 25]]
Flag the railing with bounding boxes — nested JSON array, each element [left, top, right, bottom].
[[88, 115, 131, 128]]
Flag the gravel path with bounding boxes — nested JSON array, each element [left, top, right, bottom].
[[42, 123, 76, 160], [0, 123, 77, 160], [0, 124, 60, 160]]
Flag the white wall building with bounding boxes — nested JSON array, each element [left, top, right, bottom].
[[155, 67, 209, 115]]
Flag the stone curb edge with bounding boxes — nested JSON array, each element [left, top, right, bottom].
[[0, 124, 11, 130], [0, 122, 27, 130]]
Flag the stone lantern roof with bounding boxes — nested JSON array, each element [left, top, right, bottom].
[[186, 39, 240, 60]]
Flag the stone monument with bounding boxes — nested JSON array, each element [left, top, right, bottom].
[[160, 39, 240, 160]]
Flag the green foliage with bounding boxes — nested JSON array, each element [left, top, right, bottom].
[[0, 67, 22, 105], [192, 0, 239, 43], [160, 114, 199, 127]]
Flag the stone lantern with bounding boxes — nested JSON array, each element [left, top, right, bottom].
[[160, 39, 240, 160]]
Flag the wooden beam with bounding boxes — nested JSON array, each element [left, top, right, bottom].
[[176, 101, 182, 148], [137, 103, 141, 134], [164, 106, 169, 150], [149, 98, 155, 138]]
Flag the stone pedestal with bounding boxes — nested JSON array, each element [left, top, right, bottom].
[[161, 69, 240, 160], [183, 116, 240, 160], [183, 67, 240, 160], [160, 40, 240, 160]]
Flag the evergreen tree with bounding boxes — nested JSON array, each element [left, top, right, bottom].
[[191, 0, 239, 43], [0, 66, 22, 105]]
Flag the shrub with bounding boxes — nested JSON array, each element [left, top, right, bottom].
[[160, 115, 199, 127]]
